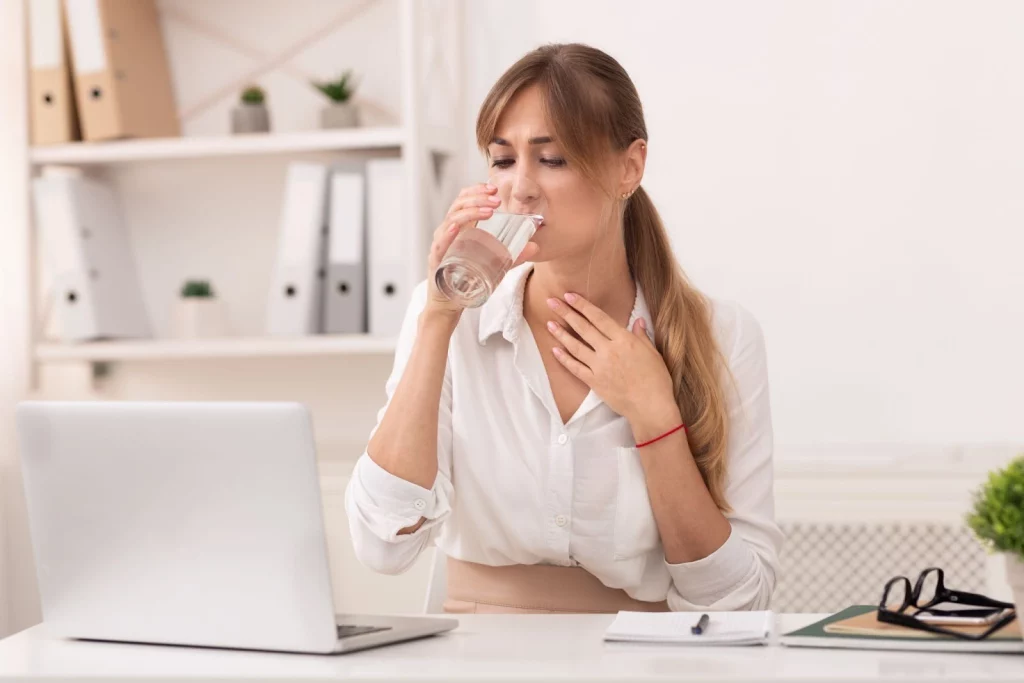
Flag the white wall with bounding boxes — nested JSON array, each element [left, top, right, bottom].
[[465, 0, 1024, 446]]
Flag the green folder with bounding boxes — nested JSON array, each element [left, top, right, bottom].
[[781, 605, 1024, 654]]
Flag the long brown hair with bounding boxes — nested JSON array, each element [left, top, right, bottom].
[[477, 43, 732, 510]]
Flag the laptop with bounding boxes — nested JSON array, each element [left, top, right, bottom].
[[16, 400, 457, 654]]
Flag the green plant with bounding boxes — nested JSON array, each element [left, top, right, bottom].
[[240, 85, 265, 105], [312, 70, 359, 103], [180, 279, 215, 299], [967, 455, 1024, 559]]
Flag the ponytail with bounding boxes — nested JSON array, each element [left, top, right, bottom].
[[625, 188, 731, 510]]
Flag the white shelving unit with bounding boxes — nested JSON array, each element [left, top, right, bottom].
[[29, 127, 407, 166], [35, 335, 399, 363], [23, 0, 463, 386]]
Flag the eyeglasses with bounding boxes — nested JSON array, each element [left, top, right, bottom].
[[878, 567, 1017, 640]]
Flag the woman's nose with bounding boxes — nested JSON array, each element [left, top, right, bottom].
[[510, 171, 540, 208]]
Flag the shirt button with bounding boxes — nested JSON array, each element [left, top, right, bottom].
[[555, 514, 568, 527], [413, 499, 426, 511], [557, 434, 568, 445]]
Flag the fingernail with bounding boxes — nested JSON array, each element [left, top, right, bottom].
[[481, 206, 494, 214], [552, 347, 562, 357], [546, 321, 558, 333], [448, 223, 459, 234], [486, 183, 497, 191], [489, 195, 501, 204], [639, 318, 647, 329], [564, 293, 577, 303], [546, 298, 559, 309]]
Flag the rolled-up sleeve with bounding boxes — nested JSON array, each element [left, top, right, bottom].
[[665, 302, 783, 611], [344, 281, 455, 575]]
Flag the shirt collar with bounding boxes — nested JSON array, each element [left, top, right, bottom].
[[477, 263, 532, 345], [477, 263, 655, 345]]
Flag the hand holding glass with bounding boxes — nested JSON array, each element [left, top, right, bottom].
[[434, 211, 542, 309]]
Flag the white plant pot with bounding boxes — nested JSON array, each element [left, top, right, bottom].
[[320, 102, 359, 129], [1006, 553, 1024, 631], [171, 298, 229, 339]]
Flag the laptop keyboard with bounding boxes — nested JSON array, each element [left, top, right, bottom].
[[336, 624, 392, 639]]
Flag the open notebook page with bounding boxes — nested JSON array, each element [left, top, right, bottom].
[[604, 611, 774, 645]]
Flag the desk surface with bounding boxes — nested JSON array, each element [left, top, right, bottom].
[[0, 614, 1020, 683]]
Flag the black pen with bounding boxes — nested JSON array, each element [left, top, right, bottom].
[[691, 613, 710, 635]]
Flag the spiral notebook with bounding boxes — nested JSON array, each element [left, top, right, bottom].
[[604, 611, 774, 645]]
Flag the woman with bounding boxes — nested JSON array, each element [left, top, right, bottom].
[[345, 43, 782, 613]]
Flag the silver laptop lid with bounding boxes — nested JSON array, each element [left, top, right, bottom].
[[16, 401, 340, 653]]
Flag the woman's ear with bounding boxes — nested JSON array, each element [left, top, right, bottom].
[[619, 138, 647, 196]]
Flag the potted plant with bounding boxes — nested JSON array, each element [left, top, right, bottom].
[[312, 70, 360, 128], [231, 85, 270, 134], [966, 455, 1024, 628], [171, 279, 229, 339]]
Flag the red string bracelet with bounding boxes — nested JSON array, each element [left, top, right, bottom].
[[635, 423, 688, 448]]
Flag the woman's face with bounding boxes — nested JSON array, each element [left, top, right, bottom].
[[486, 85, 618, 263]]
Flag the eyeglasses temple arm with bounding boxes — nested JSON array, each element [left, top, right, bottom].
[[943, 589, 1015, 609]]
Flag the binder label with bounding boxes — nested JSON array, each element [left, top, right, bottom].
[[30, 0, 63, 69], [65, 0, 108, 73]]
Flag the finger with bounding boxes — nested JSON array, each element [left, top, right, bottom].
[[430, 222, 463, 265], [448, 205, 494, 227], [547, 320, 595, 363], [563, 293, 624, 339], [432, 205, 494, 251], [432, 209, 473, 243], [632, 318, 654, 345], [456, 183, 497, 201], [547, 297, 608, 348], [511, 241, 539, 267], [430, 207, 495, 264], [449, 193, 502, 215], [552, 347, 593, 382]]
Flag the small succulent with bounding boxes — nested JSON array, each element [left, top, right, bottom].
[[240, 85, 265, 105], [967, 456, 1024, 559], [312, 70, 359, 103], [181, 279, 215, 299]]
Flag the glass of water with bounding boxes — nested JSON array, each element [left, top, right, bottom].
[[434, 211, 542, 309]]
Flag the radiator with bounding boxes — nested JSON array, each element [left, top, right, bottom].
[[771, 521, 989, 613]]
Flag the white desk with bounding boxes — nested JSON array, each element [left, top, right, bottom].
[[0, 614, 1020, 683]]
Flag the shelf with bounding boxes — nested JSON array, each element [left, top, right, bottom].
[[35, 335, 398, 363], [30, 127, 406, 166]]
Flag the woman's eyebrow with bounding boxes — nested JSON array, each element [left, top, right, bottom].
[[490, 136, 555, 146]]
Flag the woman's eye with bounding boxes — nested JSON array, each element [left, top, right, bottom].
[[490, 157, 564, 169]]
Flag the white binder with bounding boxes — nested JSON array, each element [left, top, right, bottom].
[[366, 159, 410, 337], [322, 171, 366, 334], [32, 169, 151, 343], [266, 162, 330, 336]]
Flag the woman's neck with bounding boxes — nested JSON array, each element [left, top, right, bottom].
[[523, 239, 636, 330]]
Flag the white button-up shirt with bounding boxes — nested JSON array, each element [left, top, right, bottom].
[[345, 264, 783, 610]]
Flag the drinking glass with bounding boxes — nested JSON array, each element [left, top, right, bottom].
[[434, 211, 542, 309]]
